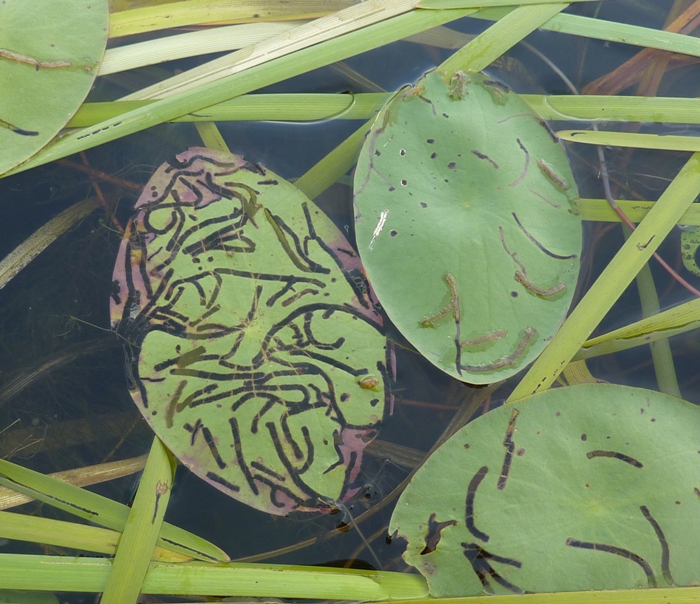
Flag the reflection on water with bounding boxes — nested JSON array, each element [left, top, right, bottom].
[[1, 0, 700, 599]]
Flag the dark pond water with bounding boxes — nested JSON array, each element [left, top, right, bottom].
[[1, 0, 700, 601]]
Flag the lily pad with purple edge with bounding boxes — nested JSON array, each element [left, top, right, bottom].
[[111, 147, 393, 515]]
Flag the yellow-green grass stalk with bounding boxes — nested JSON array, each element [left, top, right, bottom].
[[101, 437, 175, 603], [108, 0, 352, 38], [67, 94, 700, 128], [575, 296, 700, 361], [0, 510, 189, 562], [100, 22, 306, 75], [580, 199, 700, 225], [621, 225, 680, 397], [0, 458, 228, 563], [0, 555, 429, 600], [0, 455, 147, 511], [473, 6, 700, 58], [67, 94, 389, 127], [295, 119, 375, 200], [558, 130, 700, 152], [438, 3, 568, 75]]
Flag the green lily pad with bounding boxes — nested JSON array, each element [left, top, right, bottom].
[[390, 383, 700, 596], [0, 0, 108, 176], [353, 70, 582, 384], [111, 147, 392, 515]]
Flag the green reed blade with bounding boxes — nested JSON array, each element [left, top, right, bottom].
[[109, 1, 351, 38], [575, 297, 700, 361], [438, 3, 568, 74], [0, 458, 228, 563], [473, 7, 700, 57], [558, 130, 700, 151], [0, 554, 429, 600], [0, 511, 119, 556], [295, 118, 374, 200], [101, 437, 175, 604]]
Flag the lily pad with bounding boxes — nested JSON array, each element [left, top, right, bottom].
[[353, 70, 582, 384], [390, 383, 700, 596], [0, 0, 108, 176], [111, 148, 393, 515]]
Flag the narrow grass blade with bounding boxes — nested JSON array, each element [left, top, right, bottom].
[[508, 152, 700, 401], [6, 8, 472, 177], [522, 95, 700, 124], [0, 458, 229, 563], [101, 437, 174, 604], [0, 510, 188, 562], [438, 3, 567, 75], [0, 455, 146, 510], [575, 297, 700, 361], [109, 1, 352, 38], [100, 22, 305, 75], [0, 555, 429, 600], [123, 0, 428, 100], [194, 122, 230, 151], [68, 93, 700, 128], [68, 93, 389, 127], [558, 130, 700, 151], [580, 198, 700, 225], [472, 8, 700, 58], [0, 198, 98, 291], [559, 360, 597, 385], [295, 119, 373, 200], [0, 511, 119, 556], [621, 224, 680, 396]]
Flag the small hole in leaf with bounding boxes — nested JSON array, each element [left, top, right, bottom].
[[510, 291, 518, 297], [400, 149, 406, 156], [420, 202, 428, 208], [401, 180, 407, 186], [427, 138, 435, 144], [430, 152, 438, 159], [390, 230, 397, 237], [581, 434, 587, 441]]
